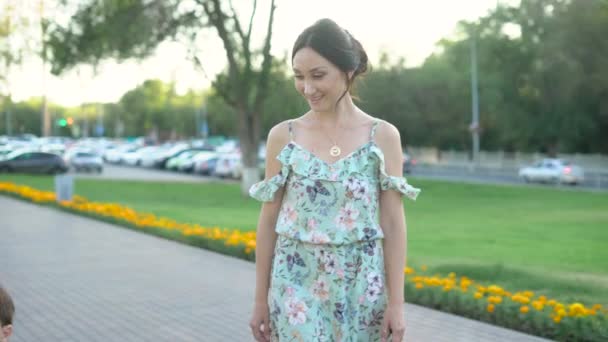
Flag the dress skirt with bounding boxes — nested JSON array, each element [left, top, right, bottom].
[[268, 234, 387, 342]]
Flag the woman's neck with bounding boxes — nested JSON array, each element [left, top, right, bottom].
[[311, 96, 358, 127]]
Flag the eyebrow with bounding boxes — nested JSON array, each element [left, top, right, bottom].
[[292, 67, 328, 73]]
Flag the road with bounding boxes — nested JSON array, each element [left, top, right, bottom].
[[409, 164, 608, 191], [73, 163, 607, 192]]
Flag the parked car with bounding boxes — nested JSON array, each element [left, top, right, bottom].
[[139, 145, 170, 167], [179, 151, 216, 173], [166, 150, 198, 171], [122, 146, 157, 166], [518, 158, 584, 185], [0, 150, 68, 174], [105, 144, 139, 164], [214, 153, 242, 179], [153, 143, 191, 169], [403, 152, 417, 174], [193, 154, 219, 175], [68, 151, 103, 173]]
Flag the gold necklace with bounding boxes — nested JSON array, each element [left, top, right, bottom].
[[321, 124, 342, 157]]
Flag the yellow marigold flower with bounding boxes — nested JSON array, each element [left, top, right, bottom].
[[415, 283, 424, 289], [520, 306, 530, 314], [477, 286, 487, 293], [592, 304, 602, 311], [474, 292, 483, 299], [547, 299, 557, 306], [538, 295, 547, 303], [523, 291, 534, 298], [460, 277, 473, 288], [448, 272, 456, 278], [443, 285, 452, 292], [568, 303, 586, 317], [404, 267, 415, 275], [553, 315, 562, 323], [487, 304, 495, 313], [511, 294, 530, 305], [487, 285, 504, 295], [532, 301, 544, 311], [488, 296, 503, 304]]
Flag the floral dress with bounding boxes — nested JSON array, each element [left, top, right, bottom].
[[249, 119, 420, 341]]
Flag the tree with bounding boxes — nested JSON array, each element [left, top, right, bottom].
[[46, 0, 277, 194], [0, 0, 30, 135]]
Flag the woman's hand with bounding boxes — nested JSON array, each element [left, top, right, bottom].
[[249, 301, 272, 342], [381, 303, 406, 342]]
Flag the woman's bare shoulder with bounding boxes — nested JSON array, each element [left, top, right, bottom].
[[374, 118, 402, 153], [265, 118, 300, 155]]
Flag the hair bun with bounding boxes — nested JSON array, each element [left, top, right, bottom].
[[345, 31, 368, 76], [353, 38, 369, 75]]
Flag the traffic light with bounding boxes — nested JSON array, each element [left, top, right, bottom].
[[59, 118, 67, 127], [67, 117, 74, 125]]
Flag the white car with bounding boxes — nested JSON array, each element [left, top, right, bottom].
[[122, 146, 158, 166], [214, 153, 242, 179], [139, 145, 171, 167], [179, 151, 216, 173], [518, 159, 585, 185], [68, 151, 103, 173], [105, 144, 139, 164], [194, 154, 219, 175]]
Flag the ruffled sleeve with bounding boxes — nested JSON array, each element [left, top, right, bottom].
[[248, 168, 288, 202], [380, 175, 421, 200], [248, 144, 292, 202], [371, 144, 421, 201]]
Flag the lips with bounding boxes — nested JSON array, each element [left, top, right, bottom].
[[308, 95, 323, 104]]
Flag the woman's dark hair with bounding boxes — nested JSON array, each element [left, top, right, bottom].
[[292, 18, 369, 105]]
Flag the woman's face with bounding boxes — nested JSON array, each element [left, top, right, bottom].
[[292, 47, 349, 113]]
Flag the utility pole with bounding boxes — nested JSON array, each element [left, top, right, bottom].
[[469, 28, 480, 169], [201, 101, 208, 139]]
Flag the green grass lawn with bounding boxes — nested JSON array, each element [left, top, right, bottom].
[[2, 173, 607, 306]]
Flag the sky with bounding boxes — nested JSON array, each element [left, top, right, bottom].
[[6, 0, 508, 107]]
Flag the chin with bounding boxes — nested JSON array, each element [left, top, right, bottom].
[[309, 103, 331, 113]]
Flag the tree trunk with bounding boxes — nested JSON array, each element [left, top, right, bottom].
[[238, 107, 262, 196]]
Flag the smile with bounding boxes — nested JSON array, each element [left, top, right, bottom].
[[308, 95, 323, 103]]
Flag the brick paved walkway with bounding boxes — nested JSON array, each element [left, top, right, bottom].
[[0, 196, 552, 341]]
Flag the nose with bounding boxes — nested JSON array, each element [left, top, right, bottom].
[[304, 81, 315, 95]]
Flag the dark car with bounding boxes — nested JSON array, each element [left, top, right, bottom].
[[0, 151, 68, 174]]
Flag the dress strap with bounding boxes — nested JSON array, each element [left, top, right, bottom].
[[370, 119, 380, 141], [288, 120, 294, 141]]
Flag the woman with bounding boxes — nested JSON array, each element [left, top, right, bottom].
[[248, 18, 420, 342]]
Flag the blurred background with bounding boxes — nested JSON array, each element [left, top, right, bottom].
[[2, 2, 608, 340], [0, 0, 606, 188]]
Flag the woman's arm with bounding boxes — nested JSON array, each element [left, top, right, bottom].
[[376, 121, 408, 306], [253, 121, 290, 305]]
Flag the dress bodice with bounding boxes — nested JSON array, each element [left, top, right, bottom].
[[249, 119, 420, 245]]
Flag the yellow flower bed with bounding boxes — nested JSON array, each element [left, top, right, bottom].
[[2, 181, 607, 334], [0, 182, 256, 255], [402, 265, 607, 324]]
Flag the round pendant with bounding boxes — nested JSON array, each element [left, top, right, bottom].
[[329, 145, 341, 157]]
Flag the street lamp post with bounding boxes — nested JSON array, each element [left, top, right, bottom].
[[470, 29, 480, 170]]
